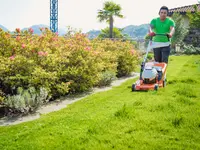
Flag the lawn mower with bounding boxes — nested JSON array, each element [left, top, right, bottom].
[[132, 34, 170, 91]]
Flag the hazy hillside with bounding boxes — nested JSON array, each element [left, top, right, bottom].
[[87, 24, 149, 39], [0, 25, 8, 31]]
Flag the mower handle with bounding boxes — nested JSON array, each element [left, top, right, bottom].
[[154, 33, 168, 36]]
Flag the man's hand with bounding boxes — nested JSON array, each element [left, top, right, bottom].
[[149, 32, 155, 37], [167, 33, 173, 38], [168, 26, 175, 38]]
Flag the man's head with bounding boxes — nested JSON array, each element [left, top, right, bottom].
[[159, 6, 169, 20]]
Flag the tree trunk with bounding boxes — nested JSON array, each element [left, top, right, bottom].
[[109, 16, 113, 39]]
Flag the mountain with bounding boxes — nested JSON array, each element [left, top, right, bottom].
[[122, 24, 149, 39], [1, 24, 149, 38], [87, 24, 149, 39], [21, 24, 67, 35], [22, 24, 49, 35], [87, 30, 101, 39], [0, 25, 9, 31]]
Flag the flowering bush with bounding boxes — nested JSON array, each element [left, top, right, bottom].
[[0, 28, 139, 114], [92, 39, 139, 77]]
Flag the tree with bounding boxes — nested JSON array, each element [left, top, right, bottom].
[[97, 1, 124, 38], [171, 13, 188, 48], [187, 4, 200, 29]]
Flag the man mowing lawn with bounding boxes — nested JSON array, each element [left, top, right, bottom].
[[149, 6, 175, 64]]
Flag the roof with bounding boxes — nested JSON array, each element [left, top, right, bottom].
[[168, 4, 200, 16]]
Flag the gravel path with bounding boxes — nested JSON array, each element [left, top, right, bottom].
[[0, 73, 139, 126]]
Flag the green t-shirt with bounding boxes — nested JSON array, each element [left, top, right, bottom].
[[150, 17, 175, 42]]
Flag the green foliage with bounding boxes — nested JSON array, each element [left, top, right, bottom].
[[97, 1, 124, 38], [98, 27, 124, 38], [117, 50, 138, 77], [183, 44, 200, 55], [187, 4, 200, 28], [96, 70, 117, 87], [0, 28, 140, 113], [92, 39, 139, 77], [144, 34, 151, 48], [130, 40, 139, 49], [97, 1, 123, 23], [171, 13, 189, 48], [147, 53, 154, 61], [0, 90, 5, 103], [3, 87, 49, 114]]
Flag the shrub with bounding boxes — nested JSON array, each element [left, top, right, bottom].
[[92, 39, 139, 77], [96, 70, 117, 87], [146, 53, 154, 61], [171, 13, 189, 48], [0, 90, 5, 103], [187, 5, 200, 29], [182, 44, 200, 55], [117, 49, 138, 77], [0, 28, 140, 114], [3, 87, 49, 114]]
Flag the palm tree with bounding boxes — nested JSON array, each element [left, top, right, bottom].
[[97, 1, 124, 38]]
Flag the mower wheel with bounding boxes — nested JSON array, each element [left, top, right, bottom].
[[132, 84, 136, 91], [154, 84, 159, 91]]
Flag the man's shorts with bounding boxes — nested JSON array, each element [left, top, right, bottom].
[[153, 46, 171, 63]]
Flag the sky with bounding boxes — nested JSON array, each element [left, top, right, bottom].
[[0, 0, 198, 32]]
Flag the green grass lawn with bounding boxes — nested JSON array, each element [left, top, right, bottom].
[[0, 55, 200, 150]]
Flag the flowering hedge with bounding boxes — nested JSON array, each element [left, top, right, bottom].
[[91, 39, 139, 77], [0, 28, 139, 114]]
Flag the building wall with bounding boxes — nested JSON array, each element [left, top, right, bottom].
[[182, 15, 190, 27]]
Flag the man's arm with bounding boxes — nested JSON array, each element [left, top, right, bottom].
[[149, 25, 154, 33], [169, 19, 175, 37], [149, 19, 156, 36], [168, 26, 175, 38], [169, 26, 175, 36], [149, 24, 155, 36]]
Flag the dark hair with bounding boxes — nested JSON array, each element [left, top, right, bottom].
[[159, 6, 169, 15]]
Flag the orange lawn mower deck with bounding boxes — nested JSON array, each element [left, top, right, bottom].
[[132, 62, 167, 91], [132, 33, 169, 91]]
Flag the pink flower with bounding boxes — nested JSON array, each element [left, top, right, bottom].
[[55, 32, 59, 36], [52, 37, 57, 41], [9, 55, 15, 60], [16, 36, 20, 41], [38, 51, 44, 56], [84, 46, 91, 51], [130, 49, 135, 55], [38, 51, 48, 56], [29, 28, 34, 34], [22, 44, 26, 49], [16, 28, 21, 33]]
